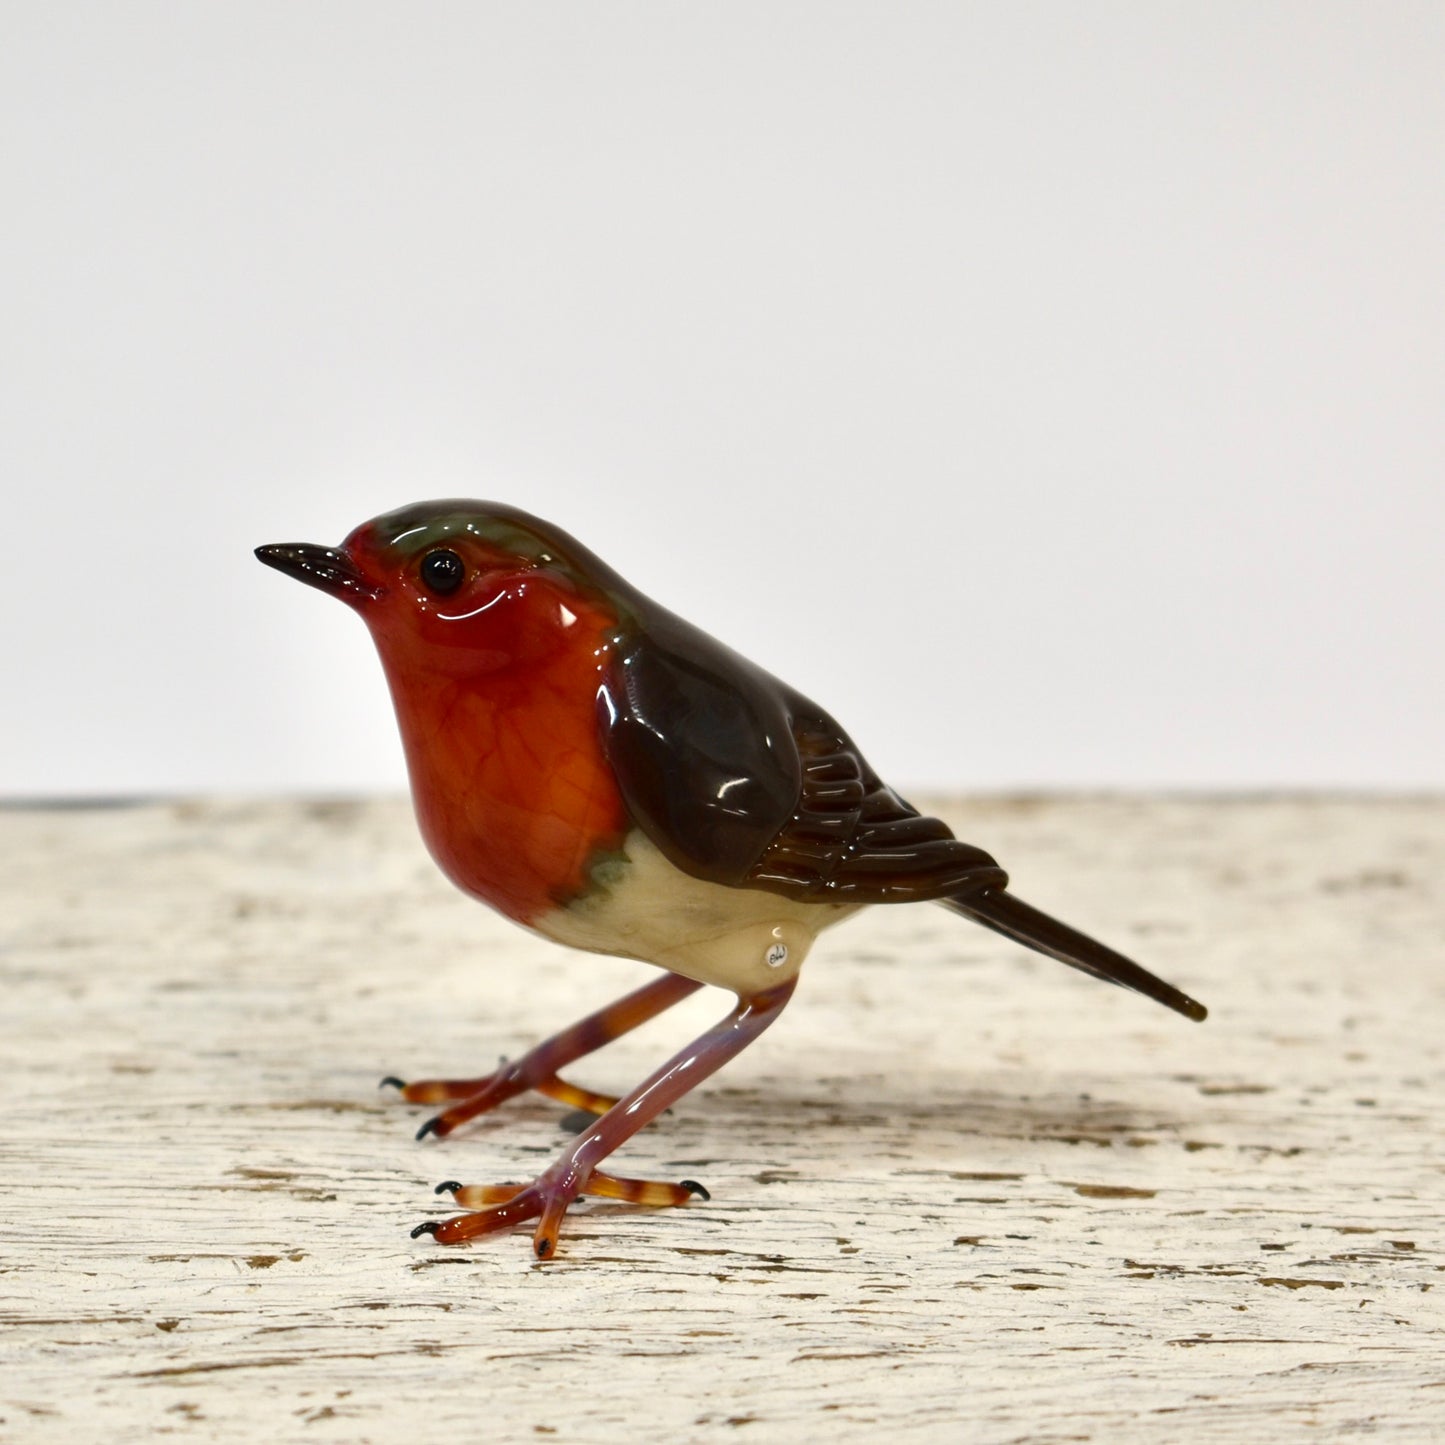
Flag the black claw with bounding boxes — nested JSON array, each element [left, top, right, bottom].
[[535, 1237, 552, 1258], [679, 1179, 711, 1201], [410, 1221, 441, 1239], [379, 1075, 407, 1091], [416, 1118, 442, 1141], [434, 1180, 463, 1196]]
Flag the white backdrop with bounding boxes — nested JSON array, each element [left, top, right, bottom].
[[3, 4, 1441, 796]]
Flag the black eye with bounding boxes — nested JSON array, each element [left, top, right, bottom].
[[419, 548, 465, 595]]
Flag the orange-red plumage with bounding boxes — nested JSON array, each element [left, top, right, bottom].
[[347, 521, 629, 924]]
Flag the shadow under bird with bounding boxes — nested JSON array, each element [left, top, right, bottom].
[[257, 500, 1206, 1260]]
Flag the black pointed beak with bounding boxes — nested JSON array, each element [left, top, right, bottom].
[[254, 543, 380, 603]]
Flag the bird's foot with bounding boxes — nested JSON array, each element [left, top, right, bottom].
[[404, 979, 792, 1260], [412, 1169, 710, 1259], [382, 1066, 620, 1140]]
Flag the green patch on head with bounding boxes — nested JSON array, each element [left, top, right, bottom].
[[369, 500, 561, 566]]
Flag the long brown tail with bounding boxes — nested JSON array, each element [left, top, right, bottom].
[[942, 887, 1207, 1022]]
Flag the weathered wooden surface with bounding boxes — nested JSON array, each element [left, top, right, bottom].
[[1, 796, 1441, 1442]]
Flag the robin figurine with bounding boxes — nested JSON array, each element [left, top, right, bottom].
[[257, 500, 1204, 1259]]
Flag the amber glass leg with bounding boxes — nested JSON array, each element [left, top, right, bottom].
[[390, 972, 703, 1139], [413, 976, 798, 1259]]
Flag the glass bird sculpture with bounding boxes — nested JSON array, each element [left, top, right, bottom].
[[257, 501, 1205, 1259]]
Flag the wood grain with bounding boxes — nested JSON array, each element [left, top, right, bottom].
[[2, 796, 1441, 1441]]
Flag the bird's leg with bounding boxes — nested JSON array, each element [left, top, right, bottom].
[[412, 976, 798, 1259], [390, 973, 703, 1139]]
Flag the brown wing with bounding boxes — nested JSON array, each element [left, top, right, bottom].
[[744, 701, 1007, 903]]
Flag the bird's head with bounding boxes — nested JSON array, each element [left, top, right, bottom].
[[256, 500, 628, 677]]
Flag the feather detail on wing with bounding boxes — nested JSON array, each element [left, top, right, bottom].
[[745, 708, 1007, 903]]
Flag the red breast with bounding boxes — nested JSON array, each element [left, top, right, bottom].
[[349, 530, 630, 925]]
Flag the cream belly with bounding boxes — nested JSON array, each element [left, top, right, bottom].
[[533, 830, 860, 994]]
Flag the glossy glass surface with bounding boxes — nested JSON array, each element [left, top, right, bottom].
[[256, 499, 1205, 1021]]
